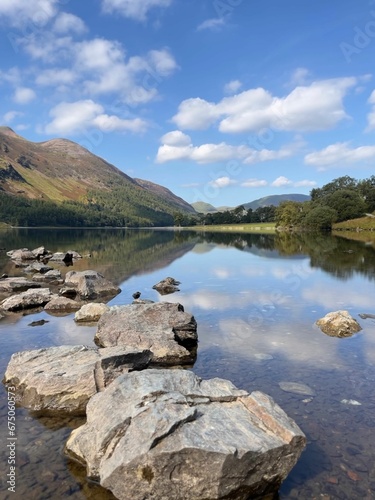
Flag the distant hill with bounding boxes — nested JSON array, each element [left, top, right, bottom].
[[242, 194, 310, 210], [191, 201, 218, 213], [192, 194, 310, 214], [0, 127, 195, 226]]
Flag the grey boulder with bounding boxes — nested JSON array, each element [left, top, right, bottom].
[[7, 248, 36, 261], [60, 270, 121, 300], [1, 288, 56, 311], [316, 310, 362, 337], [0, 277, 41, 294], [75, 303, 110, 323], [152, 277, 180, 295], [65, 369, 306, 500], [44, 296, 81, 313], [3, 345, 152, 416], [95, 302, 197, 365]]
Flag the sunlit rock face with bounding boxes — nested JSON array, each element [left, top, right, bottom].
[[316, 310, 362, 337], [65, 369, 306, 500]]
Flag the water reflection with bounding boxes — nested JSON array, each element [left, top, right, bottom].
[[1, 228, 375, 499]]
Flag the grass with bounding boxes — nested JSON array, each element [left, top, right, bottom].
[[186, 222, 276, 233], [333, 215, 375, 231]]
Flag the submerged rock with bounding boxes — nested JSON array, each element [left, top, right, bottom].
[[65, 369, 306, 500], [95, 302, 197, 366], [279, 382, 315, 396], [60, 270, 121, 301], [316, 310, 362, 338], [3, 345, 152, 416], [152, 277, 180, 295], [1, 288, 56, 311]]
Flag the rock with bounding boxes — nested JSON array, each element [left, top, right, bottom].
[[3, 345, 152, 416], [95, 302, 197, 366], [316, 310, 362, 337], [65, 369, 306, 500], [279, 382, 315, 396], [358, 313, 375, 320], [0, 277, 41, 293], [44, 297, 81, 312], [25, 262, 53, 274], [49, 251, 81, 263], [1, 288, 56, 311], [60, 270, 121, 300], [132, 291, 141, 299], [28, 319, 49, 327], [132, 298, 155, 305], [32, 270, 62, 282], [7, 248, 36, 260], [152, 277, 180, 295], [341, 399, 362, 406], [32, 246, 50, 259], [75, 303, 110, 323]]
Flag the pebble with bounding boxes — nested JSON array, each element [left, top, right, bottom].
[[341, 399, 362, 405]]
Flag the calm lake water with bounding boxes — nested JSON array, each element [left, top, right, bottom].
[[0, 228, 375, 500]]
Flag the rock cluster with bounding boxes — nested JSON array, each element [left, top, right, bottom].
[[1, 246, 307, 499]]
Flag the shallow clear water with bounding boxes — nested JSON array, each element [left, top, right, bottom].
[[0, 228, 375, 499]]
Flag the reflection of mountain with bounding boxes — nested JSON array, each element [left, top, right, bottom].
[[0, 229, 198, 285]]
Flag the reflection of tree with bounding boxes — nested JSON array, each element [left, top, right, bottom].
[[0, 229, 198, 285], [1, 228, 375, 284]]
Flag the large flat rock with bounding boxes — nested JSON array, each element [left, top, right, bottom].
[[66, 369, 306, 500], [60, 270, 121, 300], [3, 345, 152, 416], [0, 277, 41, 294], [1, 288, 56, 311], [94, 302, 198, 366]]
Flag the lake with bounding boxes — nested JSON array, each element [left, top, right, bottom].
[[0, 228, 374, 500]]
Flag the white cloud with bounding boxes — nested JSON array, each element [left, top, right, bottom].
[[209, 176, 237, 188], [35, 69, 77, 86], [224, 80, 243, 94], [161, 130, 191, 146], [241, 179, 268, 188], [3, 111, 23, 123], [305, 142, 375, 169], [101, 0, 173, 21], [156, 131, 297, 165], [290, 67, 310, 86], [53, 12, 87, 34], [0, 0, 57, 27], [13, 87, 36, 104], [366, 89, 375, 130], [271, 176, 292, 187], [172, 77, 357, 133], [197, 17, 226, 31], [45, 100, 148, 135]]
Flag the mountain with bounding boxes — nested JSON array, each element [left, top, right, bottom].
[[134, 178, 195, 213], [191, 201, 218, 213], [242, 194, 311, 210], [0, 127, 195, 226]]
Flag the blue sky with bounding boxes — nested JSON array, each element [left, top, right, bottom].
[[1, 0, 375, 208]]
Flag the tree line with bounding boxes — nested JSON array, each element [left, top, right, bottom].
[[275, 175, 375, 231]]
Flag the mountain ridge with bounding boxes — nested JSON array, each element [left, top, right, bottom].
[[0, 127, 195, 226]]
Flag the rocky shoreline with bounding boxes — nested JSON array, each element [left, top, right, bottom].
[[1, 245, 307, 499]]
